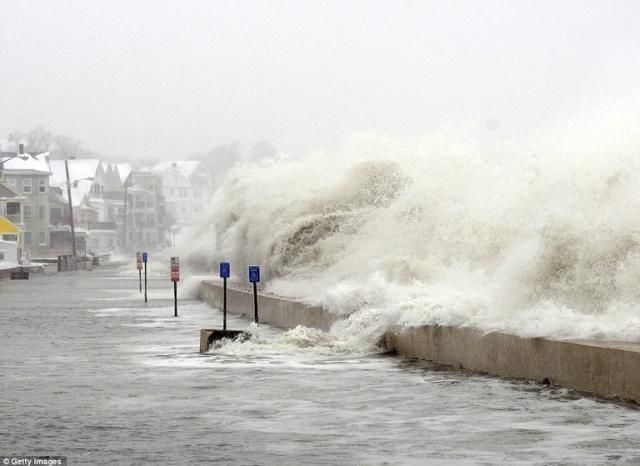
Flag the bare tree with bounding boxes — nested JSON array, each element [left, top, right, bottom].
[[9, 127, 96, 159]]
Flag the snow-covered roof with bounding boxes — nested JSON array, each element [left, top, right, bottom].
[[49, 159, 100, 207], [0, 152, 50, 174], [116, 163, 132, 184], [49, 159, 101, 186], [151, 161, 201, 179]]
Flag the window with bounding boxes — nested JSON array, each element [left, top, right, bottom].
[[5, 176, 16, 187], [39, 206, 46, 220], [39, 231, 47, 245], [23, 178, 32, 193], [24, 206, 32, 220], [170, 188, 175, 196], [0, 252, 5, 260], [24, 232, 32, 246], [39, 179, 46, 193]]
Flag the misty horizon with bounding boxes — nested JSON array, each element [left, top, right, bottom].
[[2, 0, 639, 161]]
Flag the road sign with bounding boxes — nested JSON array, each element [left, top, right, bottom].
[[248, 265, 260, 283], [220, 262, 230, 278], [136, 252, 142, 270], [171, 256, 180, 282], [142, 252, 148, 263]]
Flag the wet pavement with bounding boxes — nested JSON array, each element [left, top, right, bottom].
[[1, 266, 640, 465]]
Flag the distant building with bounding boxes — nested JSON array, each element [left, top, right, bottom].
[[48, 159, 99, 255], [150, 161, 211, 227], [124, 170, 166, 252]]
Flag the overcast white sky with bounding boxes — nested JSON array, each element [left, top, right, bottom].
[[1, 0, 639, 159]]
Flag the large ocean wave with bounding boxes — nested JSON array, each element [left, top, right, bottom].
[[182, 104, 640, 344]]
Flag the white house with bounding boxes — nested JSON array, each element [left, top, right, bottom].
[[1, 143, 52, 257], [150, 161, 211, 227]]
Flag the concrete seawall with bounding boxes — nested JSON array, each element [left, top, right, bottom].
[[385, 326, 640, 403], [199, 280, 338, 331], [199, 280, 640, 403]]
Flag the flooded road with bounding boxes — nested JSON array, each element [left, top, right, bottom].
[[2, 267, 640, 465]]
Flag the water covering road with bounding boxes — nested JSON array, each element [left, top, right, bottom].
[[2, 266, 640, 465]]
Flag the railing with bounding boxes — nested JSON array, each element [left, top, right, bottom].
[[5, 214, 21, 224]]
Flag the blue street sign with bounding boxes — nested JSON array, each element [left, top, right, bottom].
[[142, 252, 148, 263], [248, 265, 260, 283], [220, 262, 230, 278]]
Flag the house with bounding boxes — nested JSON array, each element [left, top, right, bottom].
[[0, 144, 52, 257], [48, 159, 103, 255], [150, 161, 212, 227], [123, 170, 166, 252]]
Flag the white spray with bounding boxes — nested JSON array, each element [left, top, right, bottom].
[[183, 96, 640, 346]]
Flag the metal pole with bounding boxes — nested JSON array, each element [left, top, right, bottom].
[[144, 261, 148, 303], [174, 281, 178, 317], [223, 277, 227, 330], [139, 268, 142, 293], [122, 183, 128, 250], [253, 282, 258, 324], [64, 159, 77, 258]]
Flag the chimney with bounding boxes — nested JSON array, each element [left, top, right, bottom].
[[18, 143, 24, 155]]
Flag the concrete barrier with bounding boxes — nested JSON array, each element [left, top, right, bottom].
[[198, 280, 640, 403], [385, 326, 640, 403], [199, 280, 338, 331], [199, 329, 246, 353]]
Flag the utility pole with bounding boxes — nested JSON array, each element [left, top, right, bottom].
[[122, 180, 129, 250], [64, 159, 77, 257]]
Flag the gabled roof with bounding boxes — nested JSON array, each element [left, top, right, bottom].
[[0, 153, 50, 174], [0, 183, 23, 199], [151, 161, 202, 179], [116, 163, 132, 184], [0, 217, 18, 234]]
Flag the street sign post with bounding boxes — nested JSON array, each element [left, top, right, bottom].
[[248, 266, 260, 323], [171, 256, 179, 317], [136, 252, 142, 293], [220, 262, 230, 330], [142, 252, 148, 303]]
